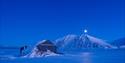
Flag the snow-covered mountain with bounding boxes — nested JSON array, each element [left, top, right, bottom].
[[55, 35, 79, 50], [27, 34, 117, 57], [111, 37, 125, 48], [55, 34, 114, 51]]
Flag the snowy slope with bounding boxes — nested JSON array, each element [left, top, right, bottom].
[[55, 34, 113, 51], [55, 35, 80, 50], [85, 35, 113, 48]]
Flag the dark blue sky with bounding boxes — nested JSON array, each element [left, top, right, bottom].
[[0, 0, 125, 46]]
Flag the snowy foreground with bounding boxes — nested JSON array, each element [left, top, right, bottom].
[[0, 49, 125, 63]]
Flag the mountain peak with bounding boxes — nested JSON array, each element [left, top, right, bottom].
[[55, 34, 113, 51]]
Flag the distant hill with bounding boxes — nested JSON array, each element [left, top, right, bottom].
[[111, 38, 125, 48]]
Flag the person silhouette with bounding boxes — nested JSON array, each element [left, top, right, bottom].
[[20, 45, 27, 56]]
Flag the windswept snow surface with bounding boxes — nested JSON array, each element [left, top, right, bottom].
[[0, 49, 125, 63]]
